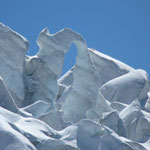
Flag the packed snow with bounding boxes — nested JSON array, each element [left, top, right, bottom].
[[0, 23, 150, 150]]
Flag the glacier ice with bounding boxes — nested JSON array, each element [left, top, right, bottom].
[[61, 30, 100, 123], [0, 77, 19, 113], [100, 69, 149, 104], [99, 110, 127, 137], [88, 48, 135, 86], [0, 23, 150, 150], [0, 23, 28, 107], [20, 100, 50, 118], [39, 110, 71, 131]]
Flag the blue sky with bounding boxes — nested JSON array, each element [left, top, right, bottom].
[[0, 0, 150, 76]]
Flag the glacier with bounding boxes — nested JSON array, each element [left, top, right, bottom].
[[0, 23, 150, 150]]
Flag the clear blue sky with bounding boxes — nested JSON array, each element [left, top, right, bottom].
[[0, 0, 150, 76]]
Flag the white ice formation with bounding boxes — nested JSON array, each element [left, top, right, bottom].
[[0, 23, 150, 150], [0, 24, 28, 107]]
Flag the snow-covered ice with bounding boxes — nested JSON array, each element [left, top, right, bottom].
[[0, 23, 150, 150]]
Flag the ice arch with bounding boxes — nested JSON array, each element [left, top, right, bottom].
[[55, 29, 101, 123], [25, 28, 101, 117]]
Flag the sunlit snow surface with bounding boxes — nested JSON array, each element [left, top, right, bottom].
[[0, 23, 150, 150]]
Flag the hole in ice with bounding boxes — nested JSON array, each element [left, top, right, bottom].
[[61, 44, 77, 76]]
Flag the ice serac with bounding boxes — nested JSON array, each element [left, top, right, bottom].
[[88, 48, 134, 86], [100, 69, 149, 104], [77, 119, 146, 150], [120, 100, 150, 143], [24, 28, 73, 106], [99, 110, 127, 137], [0, 23, 28, 107], [58, 48, 134, 88], [86, 91, 113, 122], [61, 30, 100, 123]]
